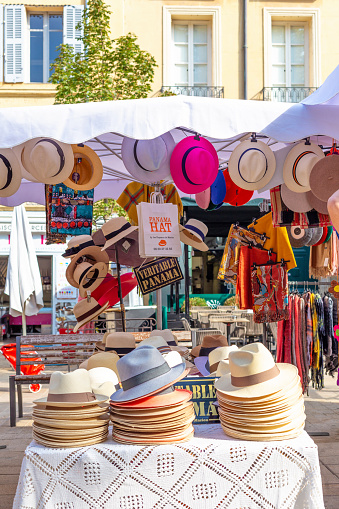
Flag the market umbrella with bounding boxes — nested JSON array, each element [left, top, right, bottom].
[[4, 205, 43, 335]]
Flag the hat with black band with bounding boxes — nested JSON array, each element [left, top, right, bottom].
[[0, 149, 22, 198], [73, 298, 110, 332], [101, 217, 138, 251]]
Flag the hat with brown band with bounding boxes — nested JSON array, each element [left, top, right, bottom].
[[73, 298, 109, 332], [78, 261, 108, 298], [194, 345, 238, 377], [190, 334, 228, 358], [66, 246, 109, 288]]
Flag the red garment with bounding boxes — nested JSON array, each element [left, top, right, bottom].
[[282, 298, 292, 363], [276, 320, 285, 363]]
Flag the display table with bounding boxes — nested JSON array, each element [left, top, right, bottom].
[[13, 424, 324, 509]]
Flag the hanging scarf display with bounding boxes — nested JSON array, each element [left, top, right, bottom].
[[251, 262, 288, 323]]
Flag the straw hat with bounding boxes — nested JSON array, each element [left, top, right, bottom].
[[0, 149, 22, 197], [122, 133, 175, 184], [101, 217, 138, 251], [150, 329, 178, 347], [222, 168, 253, 206], [73, 298, 109, 332], [111, 345, 188, 403], [74, 261, 108, 297], [104, 332, 136, 356], [137, 336, 171, 354], [283, 142, 324, 193], [88, 366, 119, 389], [309, 153, 339, 201], [63, 144, 103, 191], [66, 247, 109, 288], [179, 219, 208, 252], [306, 191, 328, 214], [34, 369, 107, 407], [216, 359, 231, 377], [195, 346, 238, 377], [86, 351, 120, 377], [191, 334, 228, 358], [280, 184, 313, 213], [170, 136, 219, 194], [62, 235, 96, 259], [215, 343, 298, 399], [21, 138, 74, 185], [228, 139, 276, 191]]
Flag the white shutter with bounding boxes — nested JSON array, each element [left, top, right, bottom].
[[4, 4, 25, 83], [0, 6, 3, 82], [63, 5, 84, 54]]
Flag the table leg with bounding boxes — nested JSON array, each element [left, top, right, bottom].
[[227, 323, 231, 342]]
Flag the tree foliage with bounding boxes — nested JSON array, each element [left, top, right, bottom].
[[92, 199, 128, 230], [49, 0, 157, 104]]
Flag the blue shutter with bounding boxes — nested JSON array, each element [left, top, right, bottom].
[[63, 5, 84, 54], [4, 4, 25, 83]]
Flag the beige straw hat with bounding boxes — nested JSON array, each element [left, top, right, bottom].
[[63, 144, 103, 191], [73, 298, 109, 332], [104, 332, 136, 356], [86, 351, 120, 376]]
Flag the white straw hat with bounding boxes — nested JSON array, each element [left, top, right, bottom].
[[179, 219, 208, 251], [195, 346, 238, 377], [283, 142, 324, 193], [0, 149, 22, 197]]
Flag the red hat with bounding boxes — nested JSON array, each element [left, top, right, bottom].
[[91, 272, 138, 307], [223, 168, 253, 206], [170, 136, 218, 194]]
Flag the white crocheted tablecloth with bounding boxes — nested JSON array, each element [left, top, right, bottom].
[[13, 424, 324, 509]]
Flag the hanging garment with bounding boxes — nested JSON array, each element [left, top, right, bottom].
[[323, 295, 333, 356], [304, 292, 313, 368], [309, 239, 333, 279], [251, 263, 289, 323], [248, 212, 296, 272], [299, 296, 309, 392]]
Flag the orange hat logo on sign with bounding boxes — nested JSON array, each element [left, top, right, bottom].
[[159, 240, 167, 246]]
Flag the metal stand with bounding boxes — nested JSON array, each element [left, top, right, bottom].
[[184, 244, 190, 321], [115, 246, 126, 332]]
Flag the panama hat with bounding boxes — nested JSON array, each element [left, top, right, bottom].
[[283, 142, 324, 193], [257, 145, 295, 194], [110, 345, 188, 403], [63, 144, 103, 191], [195, 188, 210, 210], [228, 139, 276, 191], [286, 225, 312, 248], [179, 219, 208, 251], [194, 345, 238, 377], [88, 366, 119, 387], [32, 414, 109, 430], [104, 332, 136, 356], [101, 217, 138, 251], [306, 191, 328, 215], [306, 227, 323, 246], [75, 261, 108, 297], [62, 235, 96, 258], [170, 136, 219, 194], [93, 272, 138, 308], [137, 336, 171, 354], [280, 184, 313, 213], [150, 329, 178, 347], [0, 149, 22, 197], [327, 189, 339, 233], [87, 351, 120, 377], [34, 369, 107, 406], [32, 404, 108, 419], [222, 168, 253, 206], [21, 138, 74, 185], [66, 247, 109, 288], [191, 334, 228, 358], [32, 431, 109, 448], [122, 133, 175, 184], [12, 143, 38, 182], [216, 359, 231, 377], [73, 298, 109, 332], [215, 343, 298, 399], [93, 229, 146, 268], [210, 170, 227, 205]]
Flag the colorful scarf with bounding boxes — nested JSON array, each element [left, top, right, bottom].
[[251, 263, 289, 323]]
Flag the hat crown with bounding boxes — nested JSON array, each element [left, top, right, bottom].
[[137, 336, 170, 352], [150, 329, 178, 346], [135, 138, 168, 171], [88, 367, 119, 385], [201, 334, 228, 348], [101, 217, 130, 235], [0, 151, 13, 188], [293, 152, 319, 187], [87, 351, 120, 371], [228, 343, 276, 379], [238, 145, 268, 183], [105, 332, 135, 349], [186, 148, 214, 185], [73, 298, 100, 319], [116, 345, 170, 382], [48, 369, 92, 395], [31, 140, 60, 174], [184, 219, 208, 238], [163, 350, 182, 368], [67, 235, 93, 250], [208, 345, 238, 366]]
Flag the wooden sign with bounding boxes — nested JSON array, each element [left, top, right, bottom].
[[174, 377, 219, 424], [134, 257, 183, 295]]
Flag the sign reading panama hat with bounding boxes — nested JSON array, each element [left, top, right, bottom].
[[286, 225, 312, 248], [62, 235, 96, 258], [21, 137, 74, 185], [0, 149, 22, 198], [73, 298, 109, 332], [121, 133, 175, 184], [170, 136, 219, 194], [306, 191, 328, 215], [76, 261, 108, 297], [104, 332, 136, 356], [34, 369, 108, 406], [228, 138, 276, 191], [283, 141, 324, 193], [223, 167, 253, 206], [210, 170, 226, 206], [195, 188, 210, 210], [194, 345, 238, 377], [280, 184, 313, 213], [101, 217, 138, 251], [191, 334, 228, 358], [66, 246, 109, 288], [309, 153, 339, 202], [111, 345, 188, 403], [179, 219, 208, 252], [63, 144, 103, 191]]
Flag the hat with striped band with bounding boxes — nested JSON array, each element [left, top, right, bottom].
[[179, 219, 208, 252], [136, 336, 171, 355], [73, 298, 109, 333], [101, 217, 138, 251], [283, 142, 324, 193]]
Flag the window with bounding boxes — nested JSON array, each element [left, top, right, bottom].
[[29, 13, 63, 83], [172, 21, 211, 87]]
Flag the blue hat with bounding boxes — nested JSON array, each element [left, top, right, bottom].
[[210, 170, 226, 205]]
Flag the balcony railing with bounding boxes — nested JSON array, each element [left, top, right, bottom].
[[262, 87, 317, 103], [161, 86, 224, 98]]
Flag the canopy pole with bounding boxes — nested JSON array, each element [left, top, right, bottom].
[[184, 243, 190, 321], [22, 302, 27, 336], [115, 246, 126, 332]]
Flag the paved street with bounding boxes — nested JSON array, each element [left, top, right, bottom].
[[0, 350, 339, 508]]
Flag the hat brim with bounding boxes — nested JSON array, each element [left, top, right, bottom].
[[306, 191, 328, 214], [179, 225, 208, 251], [73, 300, 110, 332], [110, 388, 192, 409], [195, 188, 211, 209], [220, 422, 305, 441], [194, 356, 210, 376], [63, 144, 103, 190], [95, 273, 138, 308], [306, 228, 323, 246], [0, 148, 22, 198], [281, 184, 313, 213], [211, 172, 227, 204], [33, 431, 109, 448], [66, 247, 109, 288], [33, 393, 108, 407], [79, 262, 108, 298], [102, 225, 138, 251], [112, 427, 194, 445], [283, 142, 324, 193], [309, 153, 339, 201], [33, 415, 109, 429], [228, 140, 276, 191], [122, 133, 175, 184]]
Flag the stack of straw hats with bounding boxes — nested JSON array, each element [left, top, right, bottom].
[[110, 345, 194, 444], [32, 370, 110, 447], [215, 343, 305, 441], [194, 345, 238, 377]]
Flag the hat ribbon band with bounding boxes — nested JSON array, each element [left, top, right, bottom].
[[199, 346, 218, 357], [292, 151, 313, 186], [81, 267, 100, 289], [231, 364, 280, 388], [0, 154, 12, 190], [105, 347, 134, 354], [184, 224, 205, 240], [76, 303, 103, 323], [104, 223, 132, 242], [209, 361, 220, 374], [134, 140, 151, 172], [157, 345, 171, 354], [47, 392, 95, 403], [63, 240, 95, 257], [121, 362, 171, 391], [36, 138, 65, 177], [238, 148, 267, 183], [182, 146, 203, 186], [167, 340, 177, 347], [78, 265, 92, 285]]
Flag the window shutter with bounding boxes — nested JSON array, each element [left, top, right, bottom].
[[63, 5, 84, 54], [0, 6, 3, 82], [4, 4, 25, 83]]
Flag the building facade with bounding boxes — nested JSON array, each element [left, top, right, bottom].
[[0, 0, 336, 107]]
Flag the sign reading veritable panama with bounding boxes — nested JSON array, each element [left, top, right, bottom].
[[134, 257, 183, 295], [174, 377, 219, 424]]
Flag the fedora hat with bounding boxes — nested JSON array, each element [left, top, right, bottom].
[[257, 145, 295, 194], [170, 136, 219, 194], [283, 142, 324, 193], [110, 345, 188, 403], [194, 345, 238, 377], [195, 188, 210, 210], [62, 235, 96, 258], [191, 334, 228, 358], [280, 184, 313, 213], [137, 336, 171, 354], [66, 247, 109, 288], [228, 139, 276, 191], [73, 298, 109, 332], [309, 153, 339, 202], [216, 359, 231, 377], [110, 388, 192, 409], [122, 133, 175, 184], [286, 225, 312, 248], [306, 191, 328, 215], [306, 227, 323, 246], [87, 351, 120, 377], [101, 217, 138, 251], [63, 144, 103, 190], [0, 149, 22, 197], [150, 329, 178, 347], [179, 219, 208, 252], [21, 138, 74, 185], [93, 229, 146, 268], [210, 170, 226, 206], [94, 272, 138, 308], [223, 168, 253, 206], [215, 343, 298, 399], [105, 332, 136, 356], [75, 261, 108, 297], [34, 369, 107, 406], [88, 366, 119, 397]]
